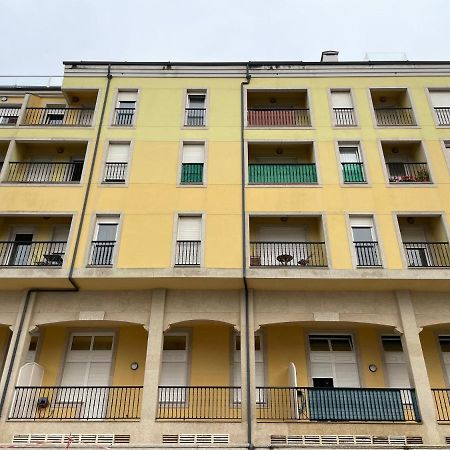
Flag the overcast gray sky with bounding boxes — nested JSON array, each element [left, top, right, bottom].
[[1, 0, 449, 76]]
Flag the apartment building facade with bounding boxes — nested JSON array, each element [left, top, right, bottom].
[[1, 54, 450, 448]]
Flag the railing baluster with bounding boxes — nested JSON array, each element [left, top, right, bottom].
[[21, 107, 94, 126], [403, 242, 450, 267], [247, 108, 311, 127], [374, 107, 415, 126]]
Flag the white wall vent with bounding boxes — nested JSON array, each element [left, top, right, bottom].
[[162, 434, 229, 444], [271, 435, 423, 446], [12, 434, 130, 445]]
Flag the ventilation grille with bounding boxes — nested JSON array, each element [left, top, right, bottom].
[[12, 434, 130, 445], [162, 434, 229, 444], [271, 435, 423, 446]]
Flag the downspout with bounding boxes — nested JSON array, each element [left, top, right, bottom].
[[241, 63, 253, 450], [0, 64, 113, 416]]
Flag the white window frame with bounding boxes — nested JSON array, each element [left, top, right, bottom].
[[184, 89, 208, 127]]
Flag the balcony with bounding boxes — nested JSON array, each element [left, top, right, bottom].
[[157, 386, 241, 420], [113, 108, 135, 126], [249, 217, 327, 267], [333, 108, 356, 126], [10, 386, 142, 420], [21, 107, 94, 126], [175, 240, 201, 266], [371, 89, 416, 126], [181, 163, 203, 184], [342, 162, 366, 183], [7, 161, 84, 184], [381, 142, 431, 184], [434, 107, 450, 126], [3, 141, 87, 184], [88, 241, 116, 266], [104, 162, 127, 183], [247, 90, 311, 127], [248, 143, 317, 185], [0, 106, 21, 125], [398, 216, 450, 268], [256, 387, 420, 422], [0, 216, 71, 268], [433, 389, 450, 421]]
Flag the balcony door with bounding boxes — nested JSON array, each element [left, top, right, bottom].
[[159, 333, 188, 402], [60, 333, 114, 419], [439, 336, 450, 386], [8, 231, 33, 266], [402, 226, 429, 267], [256, 225, 306, 266], [382, 336, 411, 388], [91, 219, 118, 265]]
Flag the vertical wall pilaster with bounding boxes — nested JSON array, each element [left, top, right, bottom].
[[141, 288, 166, 422], [396, 290, 440, 445]]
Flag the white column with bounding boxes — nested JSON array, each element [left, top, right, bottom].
[[141, 288, 166, 423], [240, 288, 256, 445], [396, 290, 440, 445], [0, 290, 35, 422]]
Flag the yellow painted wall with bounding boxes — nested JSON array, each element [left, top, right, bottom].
[[421, 329, 447, 388], [265, 325, 308, 386], [38, 327, 67, 385], [190, 324, 231, 385], [357, 328, 386, 387]]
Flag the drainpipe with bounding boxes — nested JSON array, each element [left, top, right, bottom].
[[0, 64, 113, 417], [240, 63, 253, 450]]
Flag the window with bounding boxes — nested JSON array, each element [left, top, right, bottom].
[[339, 144, 365, 183], [175, 216, 201, 266], [104, 143, 129, 183], [309, 335, 359, 388], [89, 216, 119, 266], [45, 104, 66, 125], [185, 91, 206, 126], [350, 216, 381, 267], [181, 143, 204, 184], [25, 334, 39, 363], [429, 90, 450, 126], [331, 90, 356, 126], [114, 91, 137, 126]]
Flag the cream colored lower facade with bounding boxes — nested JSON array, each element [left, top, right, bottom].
[[0, 287, 450, 448]]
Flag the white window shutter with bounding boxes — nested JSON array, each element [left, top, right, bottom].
[[107, 144, 129, 163], [339, 147, 360, 163], [182, 144, 204, 163], [430, 91, 450, 107], [349, 216, 374, 228], [331, 91, 353, 108], [177, 217, 201, 240], [117, 92, 137, 103]]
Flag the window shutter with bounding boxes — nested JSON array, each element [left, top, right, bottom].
[[117, 92, 137, 103], [339, 147, 360, 163], [430, 91, 450, 107], [331, 91, 353, 108], [177, 217, 201, 240], [107, 144, 129, 163], [182, 144, 204, 163]]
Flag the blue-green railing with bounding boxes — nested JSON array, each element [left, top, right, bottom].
[[181, 163, 203, 184], [249, 164, 317, 184], [342, 163, 366, 183]]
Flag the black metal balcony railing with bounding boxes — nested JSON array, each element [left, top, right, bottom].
[[354, 241, 382, 267], [184, 108, 206, 126], [247, 108, 311, 127], [403, 242, 450, 268], [374, 107, 415, 126], [0, 106, 21, 125], [7, 161, 84, 183], [157, 386, 241, 420], [434, 107, 450, 126], [256, 387, 420, 422], [89, 241, 116, 266], [22, 108, 94, 126], [104, 162, 127, 183], [0, 241, 66, 267], [333, 108, 356, 126], [181, 163, 203, 184], [9, 386, 142, 420], [432, 389, 450, 421], [249, 242, 327, 267], [341, 163, 366, 183], [386, 162, 430, 183], [175, 240, 201, 266], [248, 164, 317, 184], [113, 108, 135, 126]]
